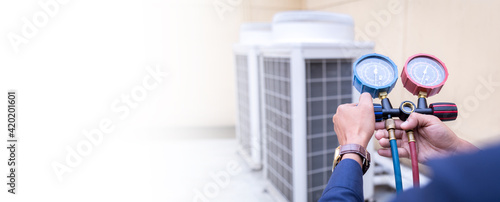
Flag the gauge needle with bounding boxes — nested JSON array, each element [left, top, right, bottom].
[[421, 66, 428, 84], [374, 66, 378, 85]]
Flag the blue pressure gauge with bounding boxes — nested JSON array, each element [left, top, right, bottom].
[[353, 53, 398, 98]]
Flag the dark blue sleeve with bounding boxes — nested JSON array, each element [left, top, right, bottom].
[[319, 159, 364, 202], [392, 145, 500, 202]]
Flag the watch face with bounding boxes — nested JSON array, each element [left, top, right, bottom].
[[332, 146, 341, 172]]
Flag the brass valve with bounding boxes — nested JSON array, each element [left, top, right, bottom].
[[385, 118, 396, 140]]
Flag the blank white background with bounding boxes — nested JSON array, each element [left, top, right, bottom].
[[0, 0, 244, 201]]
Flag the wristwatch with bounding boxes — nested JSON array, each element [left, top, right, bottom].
[[332, 144, 371, 174]]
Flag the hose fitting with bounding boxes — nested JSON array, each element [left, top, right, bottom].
[[407, 130, 415, 142], [385, 118, 396, 140]]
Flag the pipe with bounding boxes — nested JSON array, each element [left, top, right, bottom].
[[386, 118, 403, 193], [407, 130, 420, 188]]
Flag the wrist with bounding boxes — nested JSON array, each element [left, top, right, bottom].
[[455, 138, 479, 153], [344, 138, 369, 149], [344, 132, 372, 148]]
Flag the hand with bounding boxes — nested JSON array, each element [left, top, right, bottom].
[[333, 93, 375, 149], [375, 112, 478, 163]]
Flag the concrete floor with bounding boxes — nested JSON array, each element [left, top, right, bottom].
[[148, 135, 275, 201], [12, 126, 395, 202], [147, 132, 398, 202]]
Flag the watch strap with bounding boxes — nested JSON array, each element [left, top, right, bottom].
[[339, 144, 371, 174]]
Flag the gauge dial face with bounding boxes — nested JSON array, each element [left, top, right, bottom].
[[406, 57, 446, 87], [355, 58, 396, 87]]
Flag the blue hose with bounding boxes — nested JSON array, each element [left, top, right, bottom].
[[390, 139, 403, 193]]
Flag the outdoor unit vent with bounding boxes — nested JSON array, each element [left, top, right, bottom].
[[233, 23, 272, 170], [260, 11, 374, 202]]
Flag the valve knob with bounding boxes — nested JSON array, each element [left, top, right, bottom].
[[430, 102, 458, 121], [374, 103, 383, 122]]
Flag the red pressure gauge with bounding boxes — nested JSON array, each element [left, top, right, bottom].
[[401, 54, 449, 97]]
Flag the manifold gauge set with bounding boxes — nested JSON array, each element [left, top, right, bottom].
[[352, 53, 457, 192]]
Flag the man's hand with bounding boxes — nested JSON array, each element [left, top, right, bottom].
[[375, 112, 478, 163], [333, 93, 375, 149]]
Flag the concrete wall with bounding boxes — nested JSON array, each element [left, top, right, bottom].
[[153, 0, 301, 129], [242, 0, 303, 21], [300, 0, 500, 146]]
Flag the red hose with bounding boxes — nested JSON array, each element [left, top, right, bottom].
[[409, 141, 420, 188]]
